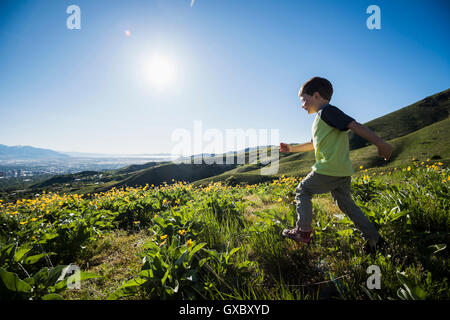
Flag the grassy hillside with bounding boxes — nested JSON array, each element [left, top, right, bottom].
[[92, 162, 238, 193], [348, 88, 449, 149], [1, 160, 448, 300], [350, 117, 450, 169], [31, 171, 101, 188], [89, 149, 282, 192], [116, 161, 169, 174]]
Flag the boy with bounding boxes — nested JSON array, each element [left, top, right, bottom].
[[279, 77, 393, 254]]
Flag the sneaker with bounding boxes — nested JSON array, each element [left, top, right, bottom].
[[282, 227, 314, 244], [364, 236, 387, 255]]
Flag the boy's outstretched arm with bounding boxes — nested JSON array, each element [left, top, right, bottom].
[[280, 142, 314, 153], [347, 121, 393, 160]]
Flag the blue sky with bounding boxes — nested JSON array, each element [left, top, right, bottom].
[[0, 0, 449, 155]]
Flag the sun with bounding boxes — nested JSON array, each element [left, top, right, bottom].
[[144, 53, 177, 90]]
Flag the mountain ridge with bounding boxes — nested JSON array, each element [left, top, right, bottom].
[[0, 144, 70, 160]]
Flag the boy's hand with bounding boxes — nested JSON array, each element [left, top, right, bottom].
[[347, 121, 393, 160], [280, 142, 292, 153], [378, 142, 393, 160]]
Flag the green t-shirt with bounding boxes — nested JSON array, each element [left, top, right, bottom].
[[311, 104, 355, 177]]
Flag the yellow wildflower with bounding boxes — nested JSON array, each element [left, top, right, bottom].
[[160, 234, 168, 240], [359, 165, 364, 169], [20, 221, 28, 225], [186, 239, 194, 247], [407, 166, 411, 171], [178, 229, 186, 236], [277, 198, 283, 202]]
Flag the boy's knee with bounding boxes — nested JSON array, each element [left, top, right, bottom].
[[339, 199, 361, 216], [331, 192, 353, 211], [295, 184, 312, 199]]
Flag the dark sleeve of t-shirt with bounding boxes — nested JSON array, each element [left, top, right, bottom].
[[319, 105, 355, 131]]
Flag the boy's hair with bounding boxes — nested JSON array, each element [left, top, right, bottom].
[[299, 77, 333, 101]]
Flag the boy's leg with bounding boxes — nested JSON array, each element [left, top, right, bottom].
[[330, 177, 380, 246], [295, 171, 347, 231]]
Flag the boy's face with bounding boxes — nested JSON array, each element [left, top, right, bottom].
[[299, 92, 320, 114]]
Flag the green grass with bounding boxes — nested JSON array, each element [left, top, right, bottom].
[[1, 160, 448, 300], [1, 88, 449, 300]]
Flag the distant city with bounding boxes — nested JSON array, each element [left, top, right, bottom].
[[0, 144, 268, 190], [0, 156, 178, 181]]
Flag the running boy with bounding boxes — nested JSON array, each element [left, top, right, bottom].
[[279, 77, 393, 253]]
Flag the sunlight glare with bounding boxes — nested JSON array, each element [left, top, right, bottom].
[[144, 53, 177, 90]]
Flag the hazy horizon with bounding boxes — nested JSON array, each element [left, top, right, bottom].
[[1, 142, 277, 158]]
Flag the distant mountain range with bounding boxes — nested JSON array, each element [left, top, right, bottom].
[[0, 144, 265, 161], [0, 146, 180, 160], [0, 144, 70, 160]]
